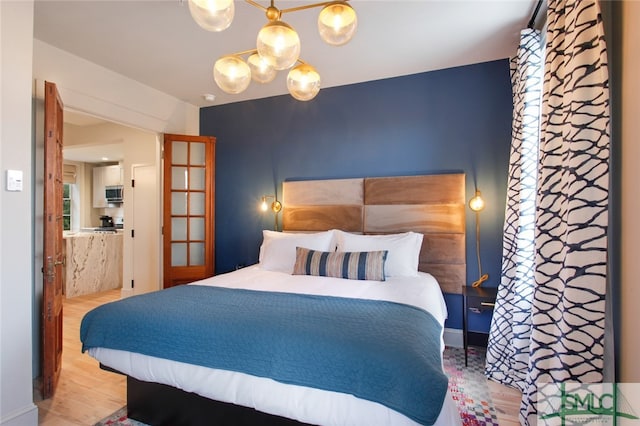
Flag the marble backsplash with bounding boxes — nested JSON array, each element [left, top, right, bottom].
[[64, 232, 123, 298]]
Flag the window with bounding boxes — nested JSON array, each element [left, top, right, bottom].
[[63, 183, 72, 231], [62, 164, 81, 233]]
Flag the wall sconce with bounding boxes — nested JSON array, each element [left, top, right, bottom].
[[469, 190, 489, 287], [261, 195, 282, 231]]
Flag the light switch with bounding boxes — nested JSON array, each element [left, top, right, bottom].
[[6, 170, 23, 192]]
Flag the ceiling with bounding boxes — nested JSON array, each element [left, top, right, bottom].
[[36, 0, 541, 163], [34, 0, 541, 109], [62, 110, 126, 163], [62, 140, 125, 164]]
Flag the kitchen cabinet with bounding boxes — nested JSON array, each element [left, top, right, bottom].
[[92, 167, 106, 208], [93, 165, 123, 208], [63, 232, 123, 297], [104, 164, 123, 186]]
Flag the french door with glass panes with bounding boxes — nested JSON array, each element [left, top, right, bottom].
[[163, 134, 216, 288]]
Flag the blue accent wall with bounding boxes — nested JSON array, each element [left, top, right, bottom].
[[200, 59, 512, 331]]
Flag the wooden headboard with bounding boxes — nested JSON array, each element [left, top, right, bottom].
[[282, 174, 466, 294]]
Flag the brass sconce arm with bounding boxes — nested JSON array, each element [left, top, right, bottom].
[[260, 195, 282, 231], [469, 190, 489, 287]]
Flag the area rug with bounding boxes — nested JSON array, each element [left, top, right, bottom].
[[94, 406, 147, 426], [94, 346, 498, 426], [444, 346, 500, 426]]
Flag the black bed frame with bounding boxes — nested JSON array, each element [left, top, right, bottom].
[[100, 363, 309, 425], [126, 375, 311, 426]]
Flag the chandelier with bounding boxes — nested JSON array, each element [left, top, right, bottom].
[[188, 0, 358, 101]]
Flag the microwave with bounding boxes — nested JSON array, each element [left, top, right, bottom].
[[105, 185, 123, 203]]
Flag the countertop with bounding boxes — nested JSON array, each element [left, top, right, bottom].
[[64, 230, 124, 238]]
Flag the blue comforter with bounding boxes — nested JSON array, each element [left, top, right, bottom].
[[80, 285, 448, 425]]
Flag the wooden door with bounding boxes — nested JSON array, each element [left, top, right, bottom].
[[163, 134, 215, 288], [42, 81, 65, 399]]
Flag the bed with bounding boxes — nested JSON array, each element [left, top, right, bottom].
[[80, 174, 466, 426]]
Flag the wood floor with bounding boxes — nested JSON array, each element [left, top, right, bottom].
[[35, 289, 126, 425], [34, 289, 522, 425], [488, 379, 522, 425]]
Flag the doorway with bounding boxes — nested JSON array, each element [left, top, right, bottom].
[[33, 104, 163, 390], [61, 112, 161, 295]]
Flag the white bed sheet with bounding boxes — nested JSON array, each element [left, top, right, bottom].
[[88, 265, 462, 426]]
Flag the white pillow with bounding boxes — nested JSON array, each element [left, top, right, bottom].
[[334, 230, 423, 277], [259, 230, 337, 273]]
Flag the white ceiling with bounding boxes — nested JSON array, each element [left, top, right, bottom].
[[34, 0, 541, 109], [63, 140, 125, 164], [62, 111, 125, 163], [37, 0, 541, 163]]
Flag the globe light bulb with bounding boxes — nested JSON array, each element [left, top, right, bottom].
[[248, 53, 277, 84], [213, 56, 251, 94], [318, 1, 357, 46], [188, 0, 234, 32], [287, 63, 320, 101], [257, 21, 300, 70], [469, 191, 486, 212]]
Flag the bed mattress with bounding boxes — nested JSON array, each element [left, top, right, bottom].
[[86, 266, 462, 426]]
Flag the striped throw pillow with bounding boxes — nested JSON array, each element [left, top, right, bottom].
[[292, 247, 388, 281]]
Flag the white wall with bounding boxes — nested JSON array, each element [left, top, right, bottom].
[[620, 0, 640, 382], [33, 40, 199, 135], [0, 1, 39, 425], [0, 13, 203, 414]]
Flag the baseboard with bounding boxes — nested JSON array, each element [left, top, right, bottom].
[[0, 403, 38, 426], [444, 328, 463, 348], [120, 287, 134, 299]]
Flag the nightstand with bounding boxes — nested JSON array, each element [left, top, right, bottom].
[[462, 285, 497, 366]]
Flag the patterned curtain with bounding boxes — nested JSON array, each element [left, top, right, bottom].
[[486, 0, 611, 424], [485, 28, 542, 393]]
